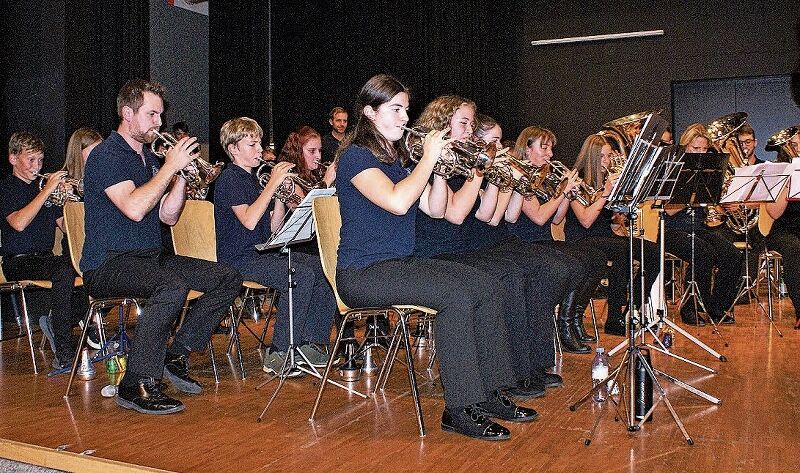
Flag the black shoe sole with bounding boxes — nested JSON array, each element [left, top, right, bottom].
[[441, 423, 511, 441], [506, 389, 545, 400], [485, 411, 539, 423], [115, 396, 185, 415], [163, 369, 202, 395]]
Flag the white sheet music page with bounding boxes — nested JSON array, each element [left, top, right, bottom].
[[720, 162, 790, 203], [255, 187, 337, 250], [788, 158, 800, 200]]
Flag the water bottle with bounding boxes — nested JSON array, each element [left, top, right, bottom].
[[591, 347, 609, 402]]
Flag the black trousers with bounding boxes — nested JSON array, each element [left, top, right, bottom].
[[766, 230, 800, 315], [233, 251, 335, 351], [539, 240, 608, 308], [713, 224, 765, 284], [84, 249, 242, 381], [337, 257, 515, 409], [2, 252, 87, 358], [578, 235, 659, 319], [663, 227, 741, 314]]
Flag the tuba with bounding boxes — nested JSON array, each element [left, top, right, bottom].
[[533, 160, 598, 206], [402, 126, 493, 179], [599, 110, 662, 154], [255, 159, 320, 206], [705, 112, 759, 234], [35, 172, 83, 207], [151, 130, 223, 200], [765, 125, 800, 160]]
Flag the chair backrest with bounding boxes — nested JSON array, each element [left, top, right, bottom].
[[172, 200, 218, 262], [63, 202, 86, 277], [0, 257, 6, 283], [758, 203, 774, 237], [312, 196, 350, 313], [551, 219, 566, 241]]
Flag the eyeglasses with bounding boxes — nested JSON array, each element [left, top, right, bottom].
[[738, 138, 755, 146]]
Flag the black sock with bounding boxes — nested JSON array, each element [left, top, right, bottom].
[[167, 343, 190, 358]]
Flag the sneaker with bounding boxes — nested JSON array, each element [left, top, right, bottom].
[[262, 348, 304, 378], [78, 320, 103, 350], [298, 343, 330, 368], [163, 352, 202, 394], [116, 378, 185, 415], [479, 391, 539, 423], [39, 315, 57, 354], [441, 405, 511, 441]]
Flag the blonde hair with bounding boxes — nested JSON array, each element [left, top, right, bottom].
[[8, 131, 44, 156], [514, 126, 556, 162], [64, 127, 101, 180], [220, 117, 263, 159], [679, 123, 712, 148], [574, 134, 610, 189], [415, 95, 476, 131]]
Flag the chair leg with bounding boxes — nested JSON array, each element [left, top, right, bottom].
[[309, 312, 351, 421], [65, 306, 95, 397], [399, 311, 425, 437], [18, 288, 38, 374], [229, 306, 246, 379], [208, 338, 220, 384], [376, 315, 404, 392], [589, 298, 600, 343], [552, 306, 562, 365], [227, 288, 250, 356]]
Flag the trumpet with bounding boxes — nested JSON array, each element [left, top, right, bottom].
[[150, 130, 224, 197], [255, 159, 320, 205], [534, 160, 598, 206], [401, 126, 493, 179], [483, 149, 541, 198], [35, 172, 82, 207]]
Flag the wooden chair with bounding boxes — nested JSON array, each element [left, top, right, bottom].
[[0, 258, 52, 374], [171, 200, 275, 381], [308, 196, 437, 437], [61, 202, 146, 396]]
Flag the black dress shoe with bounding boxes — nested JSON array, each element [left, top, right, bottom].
[[480, 392, 539, 423], [534, 369, 563, 389], [505, 376, 545, 400], [441, 406, 511, 441], [680, 306, 706, 326], [604, 316, 626, 336], [116, 378, 185, 415], [163, 352, 202, 394], [710, 311, 735, 325]]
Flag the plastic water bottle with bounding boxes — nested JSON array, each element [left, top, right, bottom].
[[591, 347, 610, 402]]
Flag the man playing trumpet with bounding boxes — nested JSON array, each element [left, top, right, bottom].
[[0, 131, 89, 369]]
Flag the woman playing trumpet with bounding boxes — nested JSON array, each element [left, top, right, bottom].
[[277, 125, 336, 189], [505, 126, 608, 349]]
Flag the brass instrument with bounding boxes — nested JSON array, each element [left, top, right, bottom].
[[151, 130, 223, 200], [35, 172, 82, 207], [402, 126, 492, 179], [534, 160, 598, 206], [255, 159, 319, 206], [482, 149, 541, 198], [765, 125, 800, 159], [600, 110, 662, 154], [705, 112, 759, 234]]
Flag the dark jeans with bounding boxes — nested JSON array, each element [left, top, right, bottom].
[[234, 251, 335, 351], [579, 235, 659, 319], [766, 230, 800, 315], [2, 252, 87, 358], [663, 227, 741, 314], [337, 257, 515, 408], [84, 249, 242, 381]]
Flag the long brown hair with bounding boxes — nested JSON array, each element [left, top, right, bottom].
[[278, 125, 321, 181], [63, 127, 102, 180], [574, 134, 610, 189]]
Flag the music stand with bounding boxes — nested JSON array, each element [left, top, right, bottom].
[[720, 163, 790, 335], [571, 114, 699, 445], [254, 188, 367, 422]]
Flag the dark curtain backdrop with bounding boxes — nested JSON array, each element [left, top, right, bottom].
[[0, 0, 148, 177]]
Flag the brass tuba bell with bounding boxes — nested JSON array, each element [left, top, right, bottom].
[[765, 125, 800, 160]]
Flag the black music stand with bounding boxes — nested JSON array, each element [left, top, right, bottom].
[[720, 164, 790, 335], [571, 114, 699, 446], [253, 188, 366, 422], [669, 152, 728, 343]]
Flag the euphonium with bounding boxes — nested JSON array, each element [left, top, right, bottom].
[[151, 130, 224, 199], [402, 126, 492, 179], [255, 159, 319, 205], [765, 125, 800, 159], [35, 172, 82, 207], [533, 160, 598, 206], [706, 112, 759, 234]]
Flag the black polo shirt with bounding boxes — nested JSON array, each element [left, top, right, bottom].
[[214, 164, 274, 265], [0, 175, 61, 256], [321, 133, 340, 165], [508, 195, 555, 243], [81, 131, 163, 272]]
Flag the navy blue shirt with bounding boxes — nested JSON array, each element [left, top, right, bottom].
[[213, 164, 274, 264], [337, 145, 415, 269], [81, 131, 163, 272], [508, 195, 554, 243], [564, 206, 614, 241], [772, 200, 800, 235], [414, 175, 467, 257], [0, 175, 61, 256]]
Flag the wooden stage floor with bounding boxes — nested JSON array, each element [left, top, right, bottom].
[[1, 297, 799, 472]]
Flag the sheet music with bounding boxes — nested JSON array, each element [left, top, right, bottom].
[[720, 162, 790, 203], [254, 187, 337, 251], [788, 158, 800, 200]]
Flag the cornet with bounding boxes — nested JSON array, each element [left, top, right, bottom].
[[255, 159, 320, 206], [483, 150, 541, 198], [534, 160, 598, 206], [35, 172, 82, 207], [401, 126, 492, 179], [150, 130, 224, 196]]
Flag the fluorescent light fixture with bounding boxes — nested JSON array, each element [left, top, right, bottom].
[[531, 29, 664, 46]]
